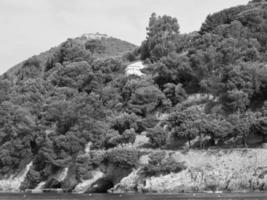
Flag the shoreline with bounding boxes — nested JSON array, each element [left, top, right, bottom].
[[0, 192, 267, 196]]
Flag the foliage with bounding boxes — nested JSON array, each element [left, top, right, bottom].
[[140, 13, 180, 61], [85, 39, 105, 54], [17, 56, 42, 81], [140, 152, 186, 177], [146, 126, 168, 148], [104, 148, 139, 168], [104, 128, 136, 149], [163, 83, 187, 106], [2, 0, 267, 188]]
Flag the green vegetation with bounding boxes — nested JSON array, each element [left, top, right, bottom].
[[1, 0, 267, 191], [140, 152, 186, 177], [104, 148, 139, 168]]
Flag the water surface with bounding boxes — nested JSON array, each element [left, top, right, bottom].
[[0, 193, 266, 200]]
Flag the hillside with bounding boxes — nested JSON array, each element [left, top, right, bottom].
[[3, 33, 136, 80], [1, 0, 267, 193]]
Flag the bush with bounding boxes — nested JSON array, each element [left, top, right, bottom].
[[146, 126, 168, 148], [104, 148, 139, 168], [121, 128, 136, 145], [140, 152, 186, 177], [104, 128, 136, 149], [89, 151, 105, 167], [161, 157, 186, 174], [149, 151, 166, 165], [75, 155, 93, 181], [104, 129, 121, 149], [110, 113, 139, 134], [85, 39, 105, 54]]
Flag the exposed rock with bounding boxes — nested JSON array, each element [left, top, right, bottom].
[[61, 165, 78, 192], [9, 149, 267, 194], [0, 162, 32, 192], [31, 181, 46, 193], [138, 155, 150, 165], [126, 61, 145, 76], [133, 134, 150, 148], [111, 149, 267, 193], [74, 170, 104, 193], [86, 177, 114, 193], [81, 33, 109, 40], [110, 169, 141, 193], [85, 163, 134, 193], [44, 167, 69, 189]]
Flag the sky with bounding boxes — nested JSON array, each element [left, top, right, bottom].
[[0, 0, 249, 74]]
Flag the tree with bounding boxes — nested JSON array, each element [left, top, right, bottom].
[[163, 83, 187, 106], [59, 39, 91, 63], [167, 107, 202, 148], [104, 129, 121, 149], [121, 129, 136, 145], [0, 80, 11, 103], [147, 52, 194, 90], [85, 39, 105, 54], [146, 13, 179, 40], [228, 112, 258, 146], [50, 61, 93, 90], [200, 5, 247, 33], [17, 56, 42, 81], [205, 116, 234, 146], [0, 102, 36, 176], [146, 126, 167, 148], [129, 84, 170, 116], [110, 113, 139, 134], [140, 13, 180, 61], [221, 89, 249, 114]]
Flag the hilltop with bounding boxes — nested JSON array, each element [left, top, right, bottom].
[[4, 33, 136, 79]]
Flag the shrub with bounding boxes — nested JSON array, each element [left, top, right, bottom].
[[161, 157, 186, 174], [146, 126, 168, 148], [104, 148, 139, 168], [121, 128, 136, 145], [104, 129, 121, 149], [75, 155, 93, 181], [89, 151, 105, 167], [140, 152, 186, 177]]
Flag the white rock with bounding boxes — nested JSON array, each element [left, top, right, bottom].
[[126, 61, 145, 76], [74, 170, 104, 193], [0, 161, 32, 192]]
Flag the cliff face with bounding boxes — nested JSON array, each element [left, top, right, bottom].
[[111, 149, 267, 193], [0, 148, 267, 193]]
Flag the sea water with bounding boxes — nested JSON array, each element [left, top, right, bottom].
[[0, 193, 266, 200]]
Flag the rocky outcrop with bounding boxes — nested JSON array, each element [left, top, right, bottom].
[[73, 170, 104, 193], [0, 162, 32, 192], [2, 149, 267, 194], [126, 61, 145, 76], [110, 169, 141, 193], [44, 167, 69, 189], [86, 163, 133, 193], [111, 149, 267, 193], [31, 181, 46, 193]]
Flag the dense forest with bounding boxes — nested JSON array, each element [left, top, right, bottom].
[[1, 0, 267, 191]]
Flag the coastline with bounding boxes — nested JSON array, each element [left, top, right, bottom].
[[1, 148, 267, 194]]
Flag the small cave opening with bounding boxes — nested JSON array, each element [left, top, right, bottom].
[[87, 177, 114, 193]]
